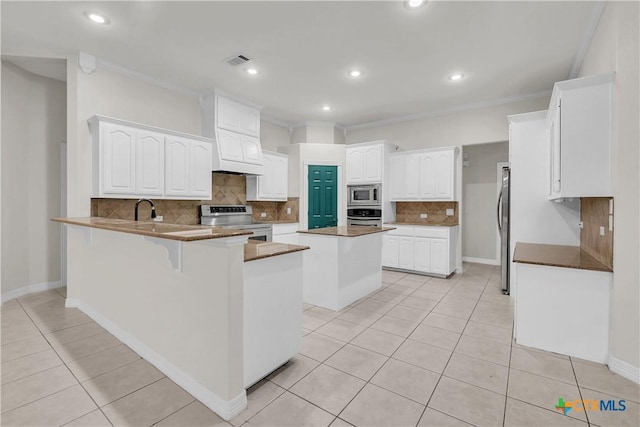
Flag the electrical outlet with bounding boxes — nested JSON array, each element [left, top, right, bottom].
[[153, 216, 163, 222], [261, 212, 267, 218], [446, 209, 454, 216], [578, 221, 584, 229], [286, 207, 291, 215], [599, 226, 605, 236], [420, 213, 428, 219]]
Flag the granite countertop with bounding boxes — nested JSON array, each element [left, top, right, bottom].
[[513, 242, 613, 272], [298, 226, 395, 237], [52, 217, 252, 242], [244, 241, 309, 262], [384, 222, 459, 227]]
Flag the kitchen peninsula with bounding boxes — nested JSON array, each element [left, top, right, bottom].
[[53, 217, 308, 421], [298, 225, 394, 311]]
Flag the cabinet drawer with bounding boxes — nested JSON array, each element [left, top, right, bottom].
[[413, 227, 449, 239]]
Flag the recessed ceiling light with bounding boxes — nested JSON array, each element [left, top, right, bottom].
[[246, 68, 258, 75], [406, 0, 425, 8], [449, 73, 464, 81], [83, 11, 110, 25], [349, 70, 363, 78], [322, 105, 332, 112]]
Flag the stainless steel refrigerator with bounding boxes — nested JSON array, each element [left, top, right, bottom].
[[497, 167, 510, 295]]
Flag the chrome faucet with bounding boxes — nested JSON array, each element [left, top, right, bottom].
[[134, 199, 157, 221]]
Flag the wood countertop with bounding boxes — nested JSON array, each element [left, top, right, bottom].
[[244, 241, 309, 262], [52, 217, 252, 242], [513, 242, 613, 273], [297, 226, 395, 237], [384, 222, 459, 227]]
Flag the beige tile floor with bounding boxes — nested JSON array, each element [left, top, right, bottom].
[[1, 263, 639, 426]]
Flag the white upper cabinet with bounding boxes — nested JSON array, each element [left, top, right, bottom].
[[390, 147, 456, 201], [90, 116, 212, 200], [216, 95, 260, 137], [346, 143, 383, 184], [216, 129, 245, 163], [246, 152, 288, 201], [547, 74, 613, 200], [241, 134, 263, 165]]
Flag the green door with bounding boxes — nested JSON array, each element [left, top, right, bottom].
[[308, 165, 338, 229]]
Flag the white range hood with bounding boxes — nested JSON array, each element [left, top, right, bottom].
[[200, 93, 265, 175]]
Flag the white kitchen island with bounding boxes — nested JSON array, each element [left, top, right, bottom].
[[298, 226, 394, 311], [54, 217, 308, 421]]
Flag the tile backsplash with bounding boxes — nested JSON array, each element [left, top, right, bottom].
[[580, 197, 613, 269], [395, 201, 459, 226], [92, 172, 299, 224]]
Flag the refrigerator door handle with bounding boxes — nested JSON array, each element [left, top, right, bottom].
[[497, 189, 503, 230]]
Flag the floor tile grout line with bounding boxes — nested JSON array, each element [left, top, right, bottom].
[[0, 345, 53, 364], [0, 382, 78, 416], [502, 315, 514, 427], [570, 356, 592, 426], [418, 272, 492, 427]]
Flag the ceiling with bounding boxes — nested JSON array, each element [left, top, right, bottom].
[[1, 1, 600, 129]]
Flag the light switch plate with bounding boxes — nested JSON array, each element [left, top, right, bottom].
[[153, 216, 163, 222], [420, 213, 428, 219], [446, 209, 454, 216], [286, 208, 291, 215], [261, 212, 267, 218], [600, 226, 605, 236]]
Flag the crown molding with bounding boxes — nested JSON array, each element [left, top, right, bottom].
[[260, 114, 291, 128], [569, 1, 607, 79], [345, 90, 552, 132], [96, 57, 200, 98]]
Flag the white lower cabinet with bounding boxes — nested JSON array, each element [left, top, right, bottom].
[[272, 223, 299, 245], [382, 225, 458, 277]]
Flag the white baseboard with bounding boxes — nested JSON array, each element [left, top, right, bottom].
[[65, 298, 247, 420], [609, 356, 640, 385], [462, 257, 500, 266], [1, 281, 63, 304]]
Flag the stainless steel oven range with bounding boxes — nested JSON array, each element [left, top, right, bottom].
[[200, 205, 272, 242], [347, 207, 382, 227]]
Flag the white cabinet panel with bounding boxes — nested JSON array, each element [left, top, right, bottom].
[[135, 131, 164, 196], [413, 237, 431, 273], [188, 140, 213, 197], [405, 155, 419, 199], [102, 124, 136, 194], [389, 156, 406, 200], [346, 148, 364, 183], [382, 235, 400, 268], [434, 151, 453, 199], [246, 152, 288, 201], [418, 153, 435, 199], [165, 137, 189, 196], [430, 238, 448, 275], [398, 237, 414, 270], [217, 129, 244, 162], [241, 135, 263, 165], [216, 95, 260, 137]]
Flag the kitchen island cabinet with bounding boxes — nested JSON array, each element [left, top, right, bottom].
[[53, 218, 308, 421], [513, 242, 613, 363], [297, 226, 394, 311]]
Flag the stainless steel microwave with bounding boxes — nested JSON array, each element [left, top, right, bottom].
[[348, 184, 381, 206]]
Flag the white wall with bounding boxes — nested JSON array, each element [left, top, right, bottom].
[[1, 61, 66, 297], [345, 97, 550, 149], [578, 1, 640, 374], [260, 121, 290, 152], [462, 142, 509, 262]]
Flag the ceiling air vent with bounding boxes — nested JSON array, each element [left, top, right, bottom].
[[226, 54, 251, 66]]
